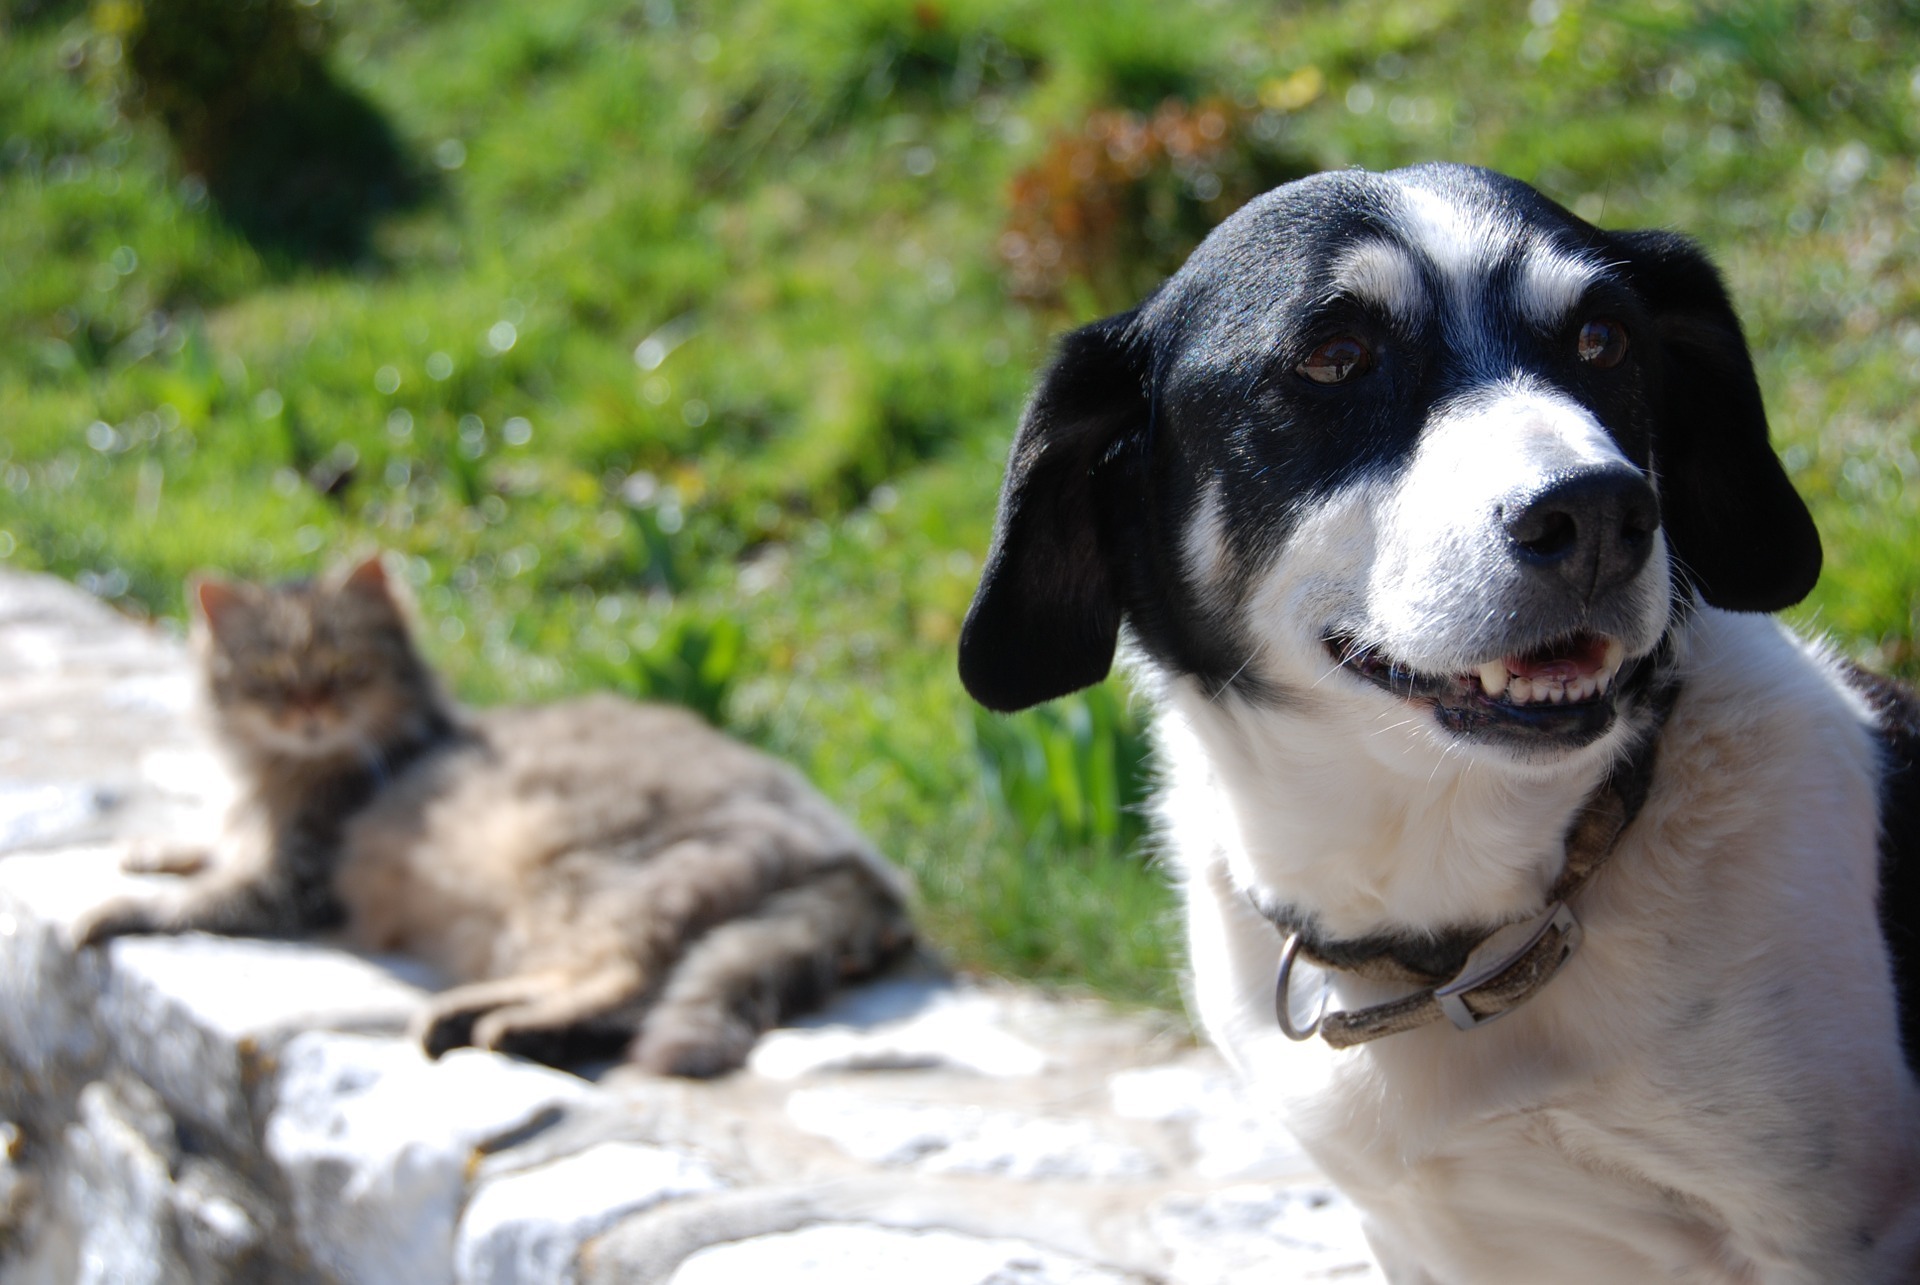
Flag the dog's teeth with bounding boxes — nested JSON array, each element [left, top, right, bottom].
[[1478, 660, 1510, 698], [1546, 684, 1566, 704], [1602, 637, 1625, 677], [1508, 677, 1533, 705]]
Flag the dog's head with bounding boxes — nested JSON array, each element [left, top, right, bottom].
[[960, 163, 1820, 758]]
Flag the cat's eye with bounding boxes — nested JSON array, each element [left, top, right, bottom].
[[1297, 336, 1374, 385], [1577, 318, 1629, 369]]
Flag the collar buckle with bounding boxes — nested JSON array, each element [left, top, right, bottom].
[[1432, 901, 1582, 1031]]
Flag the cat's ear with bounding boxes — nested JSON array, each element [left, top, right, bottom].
[[190, 576, 247, 638], [340, 554, 396, 604], [338, 551, 423, 631]]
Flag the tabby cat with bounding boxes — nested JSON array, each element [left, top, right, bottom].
[[76, 556, 916, 1076]]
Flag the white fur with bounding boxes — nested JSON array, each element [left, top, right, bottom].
[[976, 168, 1920, 1282], [1366, 378, 1671, 674], [1392, 183, 1502, 308], [1388, 184, 1607, 369], [1332, 239, 1430, 322], [1518, 245, 1606, 330], [1181, 477, 1232, 597], [1160, 609, 1920, 1282], [1157, 538, 1920, 1282], [1147, 190, 1920, 1276]]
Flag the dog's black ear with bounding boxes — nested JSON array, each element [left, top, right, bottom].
[[959, 311, 1150, 712], [1610, 229, 1822, 612]]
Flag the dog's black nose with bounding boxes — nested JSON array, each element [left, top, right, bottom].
[[1505, 467, 1660, 601]]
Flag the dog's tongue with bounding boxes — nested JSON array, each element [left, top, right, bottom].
[[1508, 633, 1611, 683]]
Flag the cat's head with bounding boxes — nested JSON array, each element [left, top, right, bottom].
[[192, 555, 444, 761]]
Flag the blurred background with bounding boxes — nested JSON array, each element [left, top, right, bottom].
[[1, 0, 1917, 1011]]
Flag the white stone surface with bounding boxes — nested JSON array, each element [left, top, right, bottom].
[[0, 569, 1379, 1285], [1108, 1062, 1312, 1180], [103, 931, 432, 1151], [0, 845, 433, 1155], [665, 1223, 1148, 1285], [105, 672, 198, 717], [750, 975, 1050, 1079], [107, 930, 431, 1038], [1149, 1184, 1382, 1283], [0, 852, 114, 1084], [266, 1032, 591, 1285], [0, 782, 108, 852], [0, 845, 152, 926], [456, 1141, 726, 1285], [0, 573, 213, 847], [61, 1080, 181, 1285], [786, 1087, 1160, 1181]]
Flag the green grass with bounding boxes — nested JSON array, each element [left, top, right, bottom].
[[3, 0, 1918, 1010]]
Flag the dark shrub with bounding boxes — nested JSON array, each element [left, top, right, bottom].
[[108, 0, 426, 263]]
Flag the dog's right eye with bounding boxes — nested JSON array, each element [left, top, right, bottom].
[[1576, 318, 1629, 369], [1297, 336, 1374, 385]]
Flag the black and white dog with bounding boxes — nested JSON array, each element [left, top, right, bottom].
[[960, 163, 1920, 1283]]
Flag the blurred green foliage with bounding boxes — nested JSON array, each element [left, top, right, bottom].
[[3, 0, 1920, 1009], [972, 685, 1150, 859], [603, 612, 748, 728], [100, 0, 329, 158], [95, 0, 427, 260]]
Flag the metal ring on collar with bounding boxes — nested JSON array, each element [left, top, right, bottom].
[[1275, 932, 1332, 1041]]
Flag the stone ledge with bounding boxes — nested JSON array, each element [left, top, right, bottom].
[[0, 568, 1381, 1283]]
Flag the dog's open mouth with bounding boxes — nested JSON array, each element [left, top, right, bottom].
[[1327, 630, 1629, 746]]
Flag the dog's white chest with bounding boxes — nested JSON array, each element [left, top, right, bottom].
[[1164, 615, 1920, 1283], [1268, 1042, 1759, 1282]]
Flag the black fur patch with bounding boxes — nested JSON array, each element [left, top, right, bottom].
[[1844, 661, 1920, 1074], [959, 163, 1820, 716]]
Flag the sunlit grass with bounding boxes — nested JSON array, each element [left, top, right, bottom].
[[2, 0, 1917, 1009]]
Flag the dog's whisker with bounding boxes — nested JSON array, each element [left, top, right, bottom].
[[1310, 656, 1351, 691], [1427, 740, 1464, 787], [1209, 653, 1258, 703]]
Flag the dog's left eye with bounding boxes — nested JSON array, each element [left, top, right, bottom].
[[1577, 318, 1629, 369], [1297, 336, 1374, 385]]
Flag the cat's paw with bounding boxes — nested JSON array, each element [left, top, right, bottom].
[[631, 1014, 757, 1079], [470, 1010, 629, 1067], [413, 979, 555, 1059], [413, 1002, 483, 1060], [121, 840, 212, 877], [70, 897, 166, 949]]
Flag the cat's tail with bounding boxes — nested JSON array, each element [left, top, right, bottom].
[[629, 864, 915, 1078]]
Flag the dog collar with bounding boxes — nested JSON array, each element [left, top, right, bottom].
[[1263, 684, 1675, 1049]]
